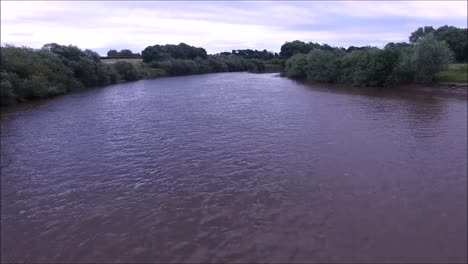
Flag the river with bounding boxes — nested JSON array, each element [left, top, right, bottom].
[[1, 73, 467, 263]]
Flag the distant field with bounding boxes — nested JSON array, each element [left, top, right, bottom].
[[435, 63, 468, 83], [101, 58, 143, 64]]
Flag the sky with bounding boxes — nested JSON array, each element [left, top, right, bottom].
[[1, 1, 467, 55]]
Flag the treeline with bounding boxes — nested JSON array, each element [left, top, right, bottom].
[[1, 25, 465, 106], [140, 43, 283, 76], [283, 25, 466, 86], [280, 25, 467, 62], [106, 49, 141, 58], [215, 49, 280, 60]]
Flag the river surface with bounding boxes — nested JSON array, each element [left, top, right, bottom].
[[1, 73, 467, 263]]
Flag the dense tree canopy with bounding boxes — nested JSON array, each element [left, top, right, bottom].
[[113, 61, 140, 81], [280, 41, 321, 58], [140, 42, 280, 76], [306, 49, 344, 82], [285, 33, 454, 86], [142, 43, 208, 63], [0, 44, 138, 105]]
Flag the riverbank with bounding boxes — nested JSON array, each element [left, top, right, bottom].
[[394, 83, 467, 99], [2, 72, 466, 113], [289, 76, 467, 100]]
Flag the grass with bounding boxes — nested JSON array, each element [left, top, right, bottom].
[[101, 58, 143, 65], [435, 63, 468, 84]]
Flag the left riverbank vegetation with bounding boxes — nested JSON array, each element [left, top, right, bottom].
[[1, 25, 466, 106], [0, 43, 282, 106]]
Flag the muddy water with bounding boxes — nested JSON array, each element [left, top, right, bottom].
[[1, 73, 466, 263]]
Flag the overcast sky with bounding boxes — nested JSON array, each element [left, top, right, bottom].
[[1, 1, 467, 55]]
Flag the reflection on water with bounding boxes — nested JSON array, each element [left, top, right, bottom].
[[1, 73, 467, 263]]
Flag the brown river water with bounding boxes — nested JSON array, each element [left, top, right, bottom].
[[1, 73, 467, 263]]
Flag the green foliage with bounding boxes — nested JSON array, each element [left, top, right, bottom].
[[285, 53, 308, 78], [409, 26, 435, 43], [17, 74, 52, 99], [281, 41, 318, 58], [305, 49, 344, 82], [279, 41, 347, 59], [340, 49, 385, 86], [0, 44, 121, 106], [284, 31, 456, 87], [387, 47, 416, 85], [107, 49, 118, 57], [138, 65, 167, 79], [244, 59, 266, 73], [145, 56, 267, 76], [412, 34, 454, 83], [0, 71, 16, 105], [2, 25, 462, 106], [156, 59, 200, 76], [113, 61, 140, 81], [224, 49, 278, 60], [42, 43, 102, 87], [207, 57, 229, 72], [434, 26, 467, 62], [223, 56, 247, 72], [142, 43, 207, 63], [410, 25, 467, 62], [107, 49, 141, 58]]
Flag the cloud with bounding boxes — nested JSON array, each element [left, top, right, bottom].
[[1, 1, 466, 55]]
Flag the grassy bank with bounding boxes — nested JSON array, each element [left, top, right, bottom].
[[435, 64, 468, 84], [101, 58, 143, 65]]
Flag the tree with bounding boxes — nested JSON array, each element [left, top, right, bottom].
[[107, 49, 118, 57], [119, 49, 134, 57], [409, 26, 435, 43], [413, 34, 454, 83], [409, 25, 467, 62], [434, 26, 467, 62], [280, 41, 312, 58], [142, 43, 207, 62]]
